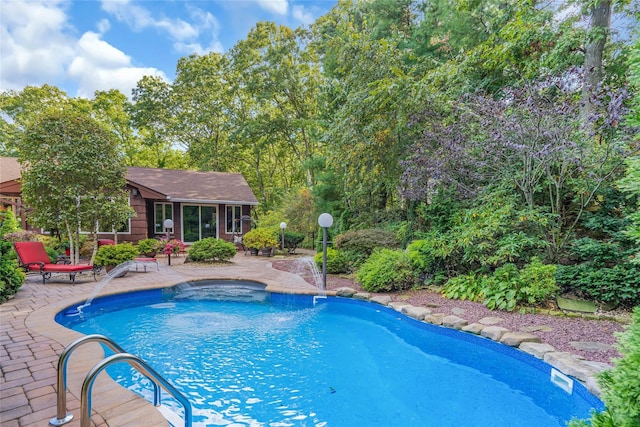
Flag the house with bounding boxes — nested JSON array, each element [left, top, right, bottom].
[[0, 157, 258, 245]]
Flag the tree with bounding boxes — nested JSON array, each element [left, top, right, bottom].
[[0, 85, 70, 156], [18, 109, 133, 263]]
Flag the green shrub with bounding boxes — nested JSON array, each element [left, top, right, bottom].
[[442, 258, 558, 311], [557, 263, 640, 307], [0, 209, 21, 237], [335, 228, 399, 256], [517, 257, 558, 305], [442, 273, 484, 302], [0, 240, 25, 302], [188, 238, 236, 262], [137, 238, 163, 256], [282, 231, 305, 253], [356, 249, 415, 292], [313, 247, 350, 274], [242, 228, 278, 249], [94, 243, 139, 266], [569, 307, 640, 427]]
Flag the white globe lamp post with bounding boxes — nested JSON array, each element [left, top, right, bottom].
[[318, 213, 333, 290]]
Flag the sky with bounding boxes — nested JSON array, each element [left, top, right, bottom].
[[0, 0, 337, 99]]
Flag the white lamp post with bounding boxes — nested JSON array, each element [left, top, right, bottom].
[[163, 219, 174, 265], [318, 213, 333, 291], [280, 222, 287, 251]]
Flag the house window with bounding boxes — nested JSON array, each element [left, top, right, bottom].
[[97, 219, 130, 234], [226, 205, 242, 234], [154, 203, 173, 234], [182, 205, 217, 243]]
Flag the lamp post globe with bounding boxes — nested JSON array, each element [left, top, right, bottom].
[[163, 219, 174, 265], [280, 222, 287, 251], [318, 213, 333, 291]]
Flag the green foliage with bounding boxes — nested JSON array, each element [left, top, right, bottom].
[[282, 231, 305, 253], [94, 243, 139, 266], [569, 307, 640, 427], [443, 258, 558, 311], [0, 209, 21, 237], [187, 238, 236, 262], [313, 247, 350, 274], [0, 240, 25, 302], [136, 238, 162, 256], [557, 263, 640, 307], [356, 249, 415, 292], [442, 273, 483, 302], [18, 109, 133, 264], [242, 228, 278, 249], [334, 228, 399, 268]]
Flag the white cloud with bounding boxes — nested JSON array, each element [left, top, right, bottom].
[[68, 31, 166, 98], [97, 18, 111, 34], [0, 0, 75, 91], [256, 0, 289, 16], [292, 5, 316, 26], [101, 0, 198, 42]]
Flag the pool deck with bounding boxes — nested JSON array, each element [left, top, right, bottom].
[[0, 252, 321, 427]]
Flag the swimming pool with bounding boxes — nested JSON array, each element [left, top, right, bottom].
[[57, 280, 602, 426]]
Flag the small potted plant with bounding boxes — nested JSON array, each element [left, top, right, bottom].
[[242, 228, 278, 256], [137, 238, 162, 257], [94, 242, 139, 276]]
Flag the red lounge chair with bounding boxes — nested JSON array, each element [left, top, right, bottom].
[[14, 241, 97, 284]]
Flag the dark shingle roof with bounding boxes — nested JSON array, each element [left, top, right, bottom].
[[126, 167, 258, 205]]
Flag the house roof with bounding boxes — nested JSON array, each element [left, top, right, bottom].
[[126, 166, 259, 205], [0, 157, 258, 206], [0, 157, 22, 195]]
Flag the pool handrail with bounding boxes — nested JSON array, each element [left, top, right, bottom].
[[49, 334, 188, 427], [80, 352, 192, 427]]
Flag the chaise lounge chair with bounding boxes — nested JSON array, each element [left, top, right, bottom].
[[14, 241, 97, 284]]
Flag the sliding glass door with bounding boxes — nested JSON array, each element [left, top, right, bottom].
[[182, 205, 217, 243]]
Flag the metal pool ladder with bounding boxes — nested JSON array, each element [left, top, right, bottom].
[[49, 334, 192, 427]]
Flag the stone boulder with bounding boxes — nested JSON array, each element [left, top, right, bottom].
[[370, 295, 392, 306], [499, 332, 541, 347], [461, 323, 485, 335], [442, 315, 468, 330], [519, 342, 555, 359], [480, 326, 509, 341], [334, 287, 357, 297], [401, 305, 433, 320], [424, 313, 447, 325]]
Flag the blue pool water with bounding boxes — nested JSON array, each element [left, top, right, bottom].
[[57, 281, 602, 427]]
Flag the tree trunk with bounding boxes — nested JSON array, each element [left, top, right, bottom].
[[581, 0, 612, 124]]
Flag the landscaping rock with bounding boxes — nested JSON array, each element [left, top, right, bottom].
[[353, 292, 371, 300], [402, 305, 433, 320], [370, 295, 392, 306], [543, 352, 605, 382], [519, 342, 556, 359], [499, 332, 540, 347], [478, 316, 505, 325], [424, 313, 446, 325], [480, 326, 509, 341], [442, 315, 468, 329], [461, 323, 485, 335], [520, 325, 554, 333], [388, 301, 412, 312], [335, 287, 357, 297], [451, 307, 466, 316]]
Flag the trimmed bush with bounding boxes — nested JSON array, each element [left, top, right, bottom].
[[188, 238, 236, 262], [0, 209, 21, 237], [94, 243, 139, 267], [313, 247, 350, 274], [356, 249, 415, 292], [282, 231, 305, 253], [242, 228, 278, 250], [0, 240, 25, 302], [137, 238, 163, 256]]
